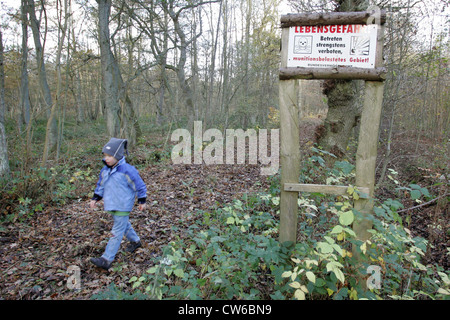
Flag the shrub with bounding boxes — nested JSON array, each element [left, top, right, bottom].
[[116, 186, 448, 300], [116, 147, 449, 300], [127, 195, 289, 299]]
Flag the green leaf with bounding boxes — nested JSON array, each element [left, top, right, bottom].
[[326, 261, 343, 272], [360, 242, 367, 254], [332, 244, 343, 256], [347, 186, 354, 194], [343, 227, 356, 237], [226, 217, 235, 224], [438, 272, 450, 285], [291, 258, 301, 264], [331, 225, 344, 234], [317, 242, 333, 254], [339, 210, 354, 226], [197, 278, 207, 286], [334, 287, 348, 300], [304, 259, 318, 268], [335, 161, 354, 174], [324, 236, 335, 244], [437, 288, 450, 295], [174, 268, 185, 278], [332, 268, 345, 284], [306, 271, 316, 284], [314, 278, 326, 287], [410, 189, 421, 200], [294, 289, 306, 300]]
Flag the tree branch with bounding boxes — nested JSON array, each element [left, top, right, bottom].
[[397, 193, 449, 213]]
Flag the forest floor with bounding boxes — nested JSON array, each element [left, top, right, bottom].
[[0, 161, 272, 300], [0, 119, 448, 300]]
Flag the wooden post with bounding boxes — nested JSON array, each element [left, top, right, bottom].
[[353, 21, 385, 244], [280, 11, 386, 27], [279, 28, 300, 244], [285, 183, 370, 196], [352, 23, 385, 291], [279, 67, 386, 81], [353, 81, 384, 241]]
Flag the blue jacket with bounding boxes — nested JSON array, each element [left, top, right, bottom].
[[92, 157, 147, 212]]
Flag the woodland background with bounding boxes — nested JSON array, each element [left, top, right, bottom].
[[0, 0, 448, 300]]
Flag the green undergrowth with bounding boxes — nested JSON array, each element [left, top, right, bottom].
[[93, 148, 449, 300], [0, 115, 172, 225]]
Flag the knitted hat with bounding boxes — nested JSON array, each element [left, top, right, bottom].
[[102, 138, 128, 160]]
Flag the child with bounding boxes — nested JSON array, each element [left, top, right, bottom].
[[89, 138, 147, 270]]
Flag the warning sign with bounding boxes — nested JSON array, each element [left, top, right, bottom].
[[287, 24, 378, 69]]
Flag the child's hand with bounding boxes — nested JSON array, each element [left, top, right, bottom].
[[90, 200, 98, 209], [138, 203, 146, 211]]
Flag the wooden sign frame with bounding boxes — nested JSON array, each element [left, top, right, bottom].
[[279, 10, 386, 245]]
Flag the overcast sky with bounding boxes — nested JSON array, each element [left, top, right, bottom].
[[0, 0, 448, 52]]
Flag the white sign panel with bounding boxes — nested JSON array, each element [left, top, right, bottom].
[[287, 24, 379, 69]]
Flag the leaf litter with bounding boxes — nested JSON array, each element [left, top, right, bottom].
[[0, 162, 270, 300]]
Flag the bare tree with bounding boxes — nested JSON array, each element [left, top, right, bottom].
[[123, 0, 170, 124], [42, 0, 70, 165], [162, 0, 200, 129], [125, 0, 220, 128], [20, 0, 31, 128], [68, 0, 84, 124], [26, 0, 58, 155], [97, 0, 140, 145], [97, 0, 121, 138], [377, 0, 413, 185], [0, 28, 10, 177]]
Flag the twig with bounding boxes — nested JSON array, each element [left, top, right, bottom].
[[397, 193, 449, 213]]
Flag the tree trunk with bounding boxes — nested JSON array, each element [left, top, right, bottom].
[[318, 79, 364, 157], [27, 0, 58, 154], [0, 29, 10, 178], [43, 0, 69, 165], [220, 0, 230, 126], [69, 0, 84, 124], [97, 0, 121, 138], [162, 1, 197, 130], [206, 2, 222, 126], [20, 0, 31, 127], [97, 0, 139, 145], [317, 0, 368, 157]]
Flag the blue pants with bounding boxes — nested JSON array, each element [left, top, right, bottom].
[[102, 215, 140, 262]]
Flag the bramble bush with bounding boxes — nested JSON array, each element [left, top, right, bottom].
[[126, 195, 288, 299], [95, 147, 449, 300]]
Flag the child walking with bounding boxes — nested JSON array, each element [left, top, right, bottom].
[[89, 138, 147, 270]]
